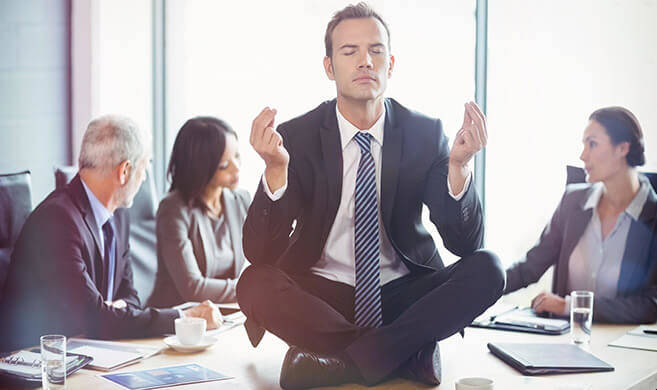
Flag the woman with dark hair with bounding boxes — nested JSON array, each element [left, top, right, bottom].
[[504, 106, 657, 323], [149, 117, 251, 307]]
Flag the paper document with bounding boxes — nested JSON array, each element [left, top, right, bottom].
[[68, 346, 142, 371], [68, 338, 162, 371], [609, 330, 657, 352], [102, 363, 231, 389]]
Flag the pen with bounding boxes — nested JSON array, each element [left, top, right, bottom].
[[490, 306, 519, 321], [644, 329, 657, 335]]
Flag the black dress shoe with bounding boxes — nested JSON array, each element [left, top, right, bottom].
[[398, 342, 441, 385], [279, 346, 360, 389]]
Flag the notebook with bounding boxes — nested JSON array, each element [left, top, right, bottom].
[[67, 338, 162, 371], [488, 343, 614, 375], [471, 305, 570, 335], [0, 350, 92, 385]]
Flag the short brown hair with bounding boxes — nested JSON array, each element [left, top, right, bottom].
[[324, 2, 391, 58], [589, 106, 645, 167]]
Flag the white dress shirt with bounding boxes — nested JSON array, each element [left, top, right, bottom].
[[263, 105, 470, 286], [563, 179, 650, 314]]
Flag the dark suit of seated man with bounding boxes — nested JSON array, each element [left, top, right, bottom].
[[236, 4, 505, 389], [0, 115, 220, 353]]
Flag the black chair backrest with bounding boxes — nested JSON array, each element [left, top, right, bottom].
[[54, 165, 78, 189], [566, 165, 657, 193], [0, 171, 33, 298], [53, 165, 158, 220]]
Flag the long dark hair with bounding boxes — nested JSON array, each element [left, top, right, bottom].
[[167, 116, 237, 209]]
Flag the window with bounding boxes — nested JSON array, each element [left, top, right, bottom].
[[486, 0, 657, 274], [164, 0, 477, 263]]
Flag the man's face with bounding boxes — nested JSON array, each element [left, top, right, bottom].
[[324, 17, 394, 103], [117, 155, 149, 208]]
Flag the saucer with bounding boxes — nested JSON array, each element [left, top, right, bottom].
[[163, 335, 218, 353]]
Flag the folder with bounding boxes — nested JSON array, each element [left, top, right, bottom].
[[471, 306, 569, 335], [487, 343, 614, 375]]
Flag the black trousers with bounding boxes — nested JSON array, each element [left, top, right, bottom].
[[236, 249, 505, 384]]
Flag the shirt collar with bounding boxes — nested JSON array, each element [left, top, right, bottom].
[[583, 177, 650, 221], [335, 104, 386, 150], [81, 178, 113, 228], [626, 176, 651, 220]]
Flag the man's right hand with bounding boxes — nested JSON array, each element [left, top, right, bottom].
[[250, 107, 289, 193], [182, 300, 222, 330]]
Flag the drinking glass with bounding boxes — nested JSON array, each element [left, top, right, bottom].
[[40, 335, 66, 389], [570, 291, 594, 344]]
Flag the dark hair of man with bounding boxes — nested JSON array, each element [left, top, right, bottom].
[[589, 106, 645, 167], [167, 116, 237, 210], [324, 2, 391, 58]]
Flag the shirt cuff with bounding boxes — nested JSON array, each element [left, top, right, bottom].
[[262, 174, 287, 201], [562, 295, 571, 316], [447, 170, 472, 201]]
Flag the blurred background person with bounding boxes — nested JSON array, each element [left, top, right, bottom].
[[0, 115, 220, 352], [504, 106, 656, 324], [149, 117, 250, 308]]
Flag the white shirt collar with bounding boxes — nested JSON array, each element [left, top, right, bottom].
[[335, 104, 386, 150], [583, 176, 650, 221]]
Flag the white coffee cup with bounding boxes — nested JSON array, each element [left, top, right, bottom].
[[175, 317, 206, 345], [455, 377, 494, 390]]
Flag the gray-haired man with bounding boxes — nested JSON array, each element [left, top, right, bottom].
[[0, 115, 219, 352]]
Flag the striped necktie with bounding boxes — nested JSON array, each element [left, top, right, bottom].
[[353, 132, 383, 328]]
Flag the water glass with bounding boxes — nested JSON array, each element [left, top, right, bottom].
[[40, 335, 66, 389], [570, 291, 594, 344]]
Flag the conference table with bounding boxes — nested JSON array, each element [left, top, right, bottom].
[[46, 319, 657, 389]]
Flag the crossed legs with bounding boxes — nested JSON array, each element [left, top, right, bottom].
[[237, 249, 505, 385]]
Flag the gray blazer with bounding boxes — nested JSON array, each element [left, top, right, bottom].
[[505, 177, 657, 323], [149, 188, 251, 308]]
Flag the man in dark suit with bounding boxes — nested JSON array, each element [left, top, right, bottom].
[[237, 3, 505, 389], [0, 115, 220, 352]]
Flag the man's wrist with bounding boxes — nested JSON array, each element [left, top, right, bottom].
[[265, 165, 288, 193], [448, 161, 470, 195]]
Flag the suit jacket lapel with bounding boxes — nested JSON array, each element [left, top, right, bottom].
[[68, 175, 103, 263], [381, 99, 402, 229], [66, 175, 104, 291], [555, 194, 593, 295], [223, 190, 246, 277], [320, 100, 343, 233], [618, 189, 657, 294]]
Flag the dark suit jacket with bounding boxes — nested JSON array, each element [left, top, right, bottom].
[[243, 98, 483, 275], [0, 175, 178, 352], [505, 177, 657, 323]]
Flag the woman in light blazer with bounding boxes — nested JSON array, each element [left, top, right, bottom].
[[149, 117, 251, 308], [504, 107, 657, 324]]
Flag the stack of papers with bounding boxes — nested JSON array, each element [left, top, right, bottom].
[[609, 325, 657, 352]]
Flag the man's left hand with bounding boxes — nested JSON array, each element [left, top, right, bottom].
[[531, 292, 566, 315], [447, 101, 487, 194], [450, 101, 488, 167]]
